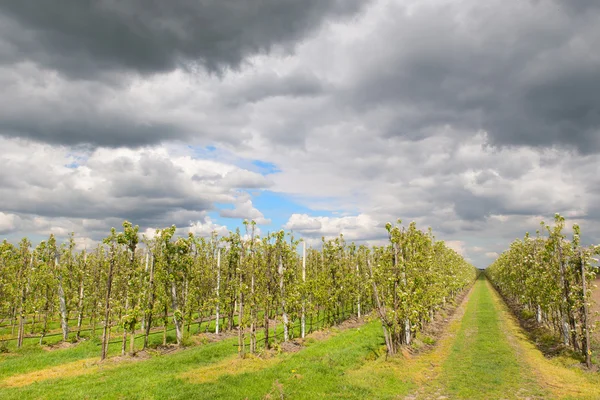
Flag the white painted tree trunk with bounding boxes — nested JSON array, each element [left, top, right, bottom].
[[404, 318, 411, 345], [562, 316, 570, 346], [171, 281, 183, 346]]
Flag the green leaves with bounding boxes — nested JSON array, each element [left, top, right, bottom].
[[487, 214, 596, 358], [370, 220, 476, 354]]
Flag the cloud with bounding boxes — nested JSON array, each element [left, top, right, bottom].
[[187, 216, 229, 238], [0, 137, 271, 240], [219, 199, 271, 225], [337, 0, 600, 153], [0, 0, 367, 78], [283, 213, 384, 242], [221, 169, 272, 189], [445, 240, 467, 256], [0, 212, 19, 235], [3, 0, 600, 270]]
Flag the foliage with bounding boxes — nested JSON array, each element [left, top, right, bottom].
[[0, 218, 474, 359], [487, 214, 598, 364]]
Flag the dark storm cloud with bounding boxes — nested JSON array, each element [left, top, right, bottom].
[[0, 110, 184, 148], [0, 0, 365, 147], [0, 0, 366, 78], [224, 71, 326, 105], [344, 0, 600, 153]]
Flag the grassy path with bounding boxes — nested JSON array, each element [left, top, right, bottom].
[[427, 275, 547, 399], [413, 275, 600, 399]]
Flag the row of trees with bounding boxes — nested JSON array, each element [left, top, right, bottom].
[[486, 214, 598, 368], [369, 221, 476, 354], [0, 219, 475, 358]]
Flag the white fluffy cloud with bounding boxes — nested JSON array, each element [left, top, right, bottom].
[[284, 213, 384, 242], [0, 212, 19, 234], [219, 199, 271, 225], [0, 137, 271, 241]]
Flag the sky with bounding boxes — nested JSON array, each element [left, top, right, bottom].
[[1, 0, 599, 268]]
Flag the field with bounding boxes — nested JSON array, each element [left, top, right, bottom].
[[0, 275, 598, 400]]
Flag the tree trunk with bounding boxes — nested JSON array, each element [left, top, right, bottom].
[[141, 251, 149, 332], [121, 296, 130, 356], [162, 305, 168, 346], [101, 255, 115, 361], [238, 282, 245, 357], [56, 257, 69, 342], [40, 285, 50, 345], [301, 242, 306, 339], [556, 241, 572, 346], [264, 304, 270, 349], [10, 306, 17, 336], [368, 258, 396, 355], [76, 252, 87, 340], [171, 281, 183, 346], [215, 249, 221, 334], [279, 256, 289, 342], [143, 253, 155, 350], [356, 262, 361, 319], [250, 270, 256, 353], [130, 331, 136, 355], [17, 301, 25, 348], [579, 248, 592, 369], [17, 282, 27, 348]]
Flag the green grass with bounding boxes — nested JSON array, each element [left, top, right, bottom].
[[0, 307, 346, 383], [3, 277, 597, 399], [435, 275, 547, 399], [0, 318, 415, 399]]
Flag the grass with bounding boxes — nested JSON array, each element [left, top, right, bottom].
[[1, 276, 598, 399], [434, 275, 548, 399], [0, 307, 343, 383], [489, 281, 600, 400], [0, 318, 413, 399]]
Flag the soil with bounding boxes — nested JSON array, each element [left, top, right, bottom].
[[42, 340, 80, 351]]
